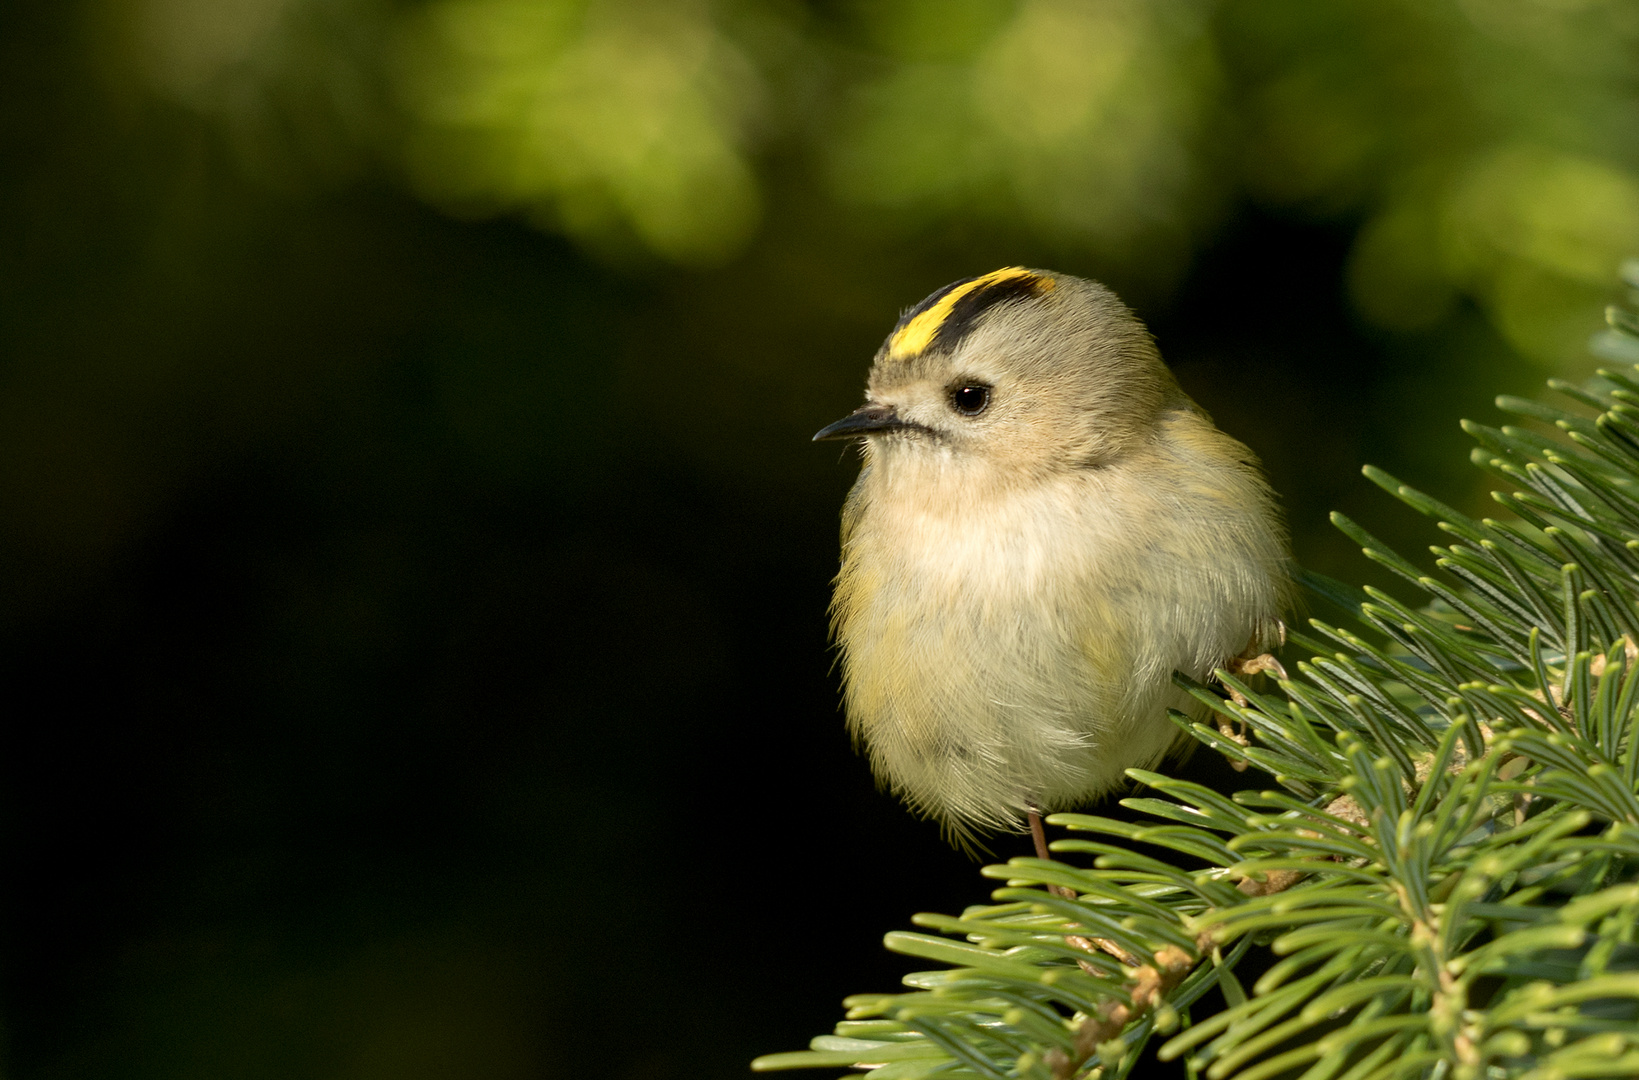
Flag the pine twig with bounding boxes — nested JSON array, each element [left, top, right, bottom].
[[1046, 870, 1303, 1079]]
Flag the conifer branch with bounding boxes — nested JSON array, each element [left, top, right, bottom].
[[754, 274, 1639, 1080]]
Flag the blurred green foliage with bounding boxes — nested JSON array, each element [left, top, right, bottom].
[[22, 0, 1623, 600], [107, 0, 1639, 357]]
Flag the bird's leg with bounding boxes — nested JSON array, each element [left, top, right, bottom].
[[1026, 806, 1055, 862], [1027, 806, 1076, 900], [1028, 804, 1141, 970]]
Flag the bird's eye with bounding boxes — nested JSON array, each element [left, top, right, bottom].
[[949, 384, 991, 416]]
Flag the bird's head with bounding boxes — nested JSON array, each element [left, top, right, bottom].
[[814, 268, 1182, 480]]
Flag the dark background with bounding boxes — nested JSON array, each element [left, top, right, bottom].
[[3, 2, 1635, 1078]]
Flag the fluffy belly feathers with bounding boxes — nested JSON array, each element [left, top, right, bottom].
[[833, 469, 1271, 836]]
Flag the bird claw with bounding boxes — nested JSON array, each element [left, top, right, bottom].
[[1214, 716, 1252, 771], [1227, 651, 1287, 682], [1214, 636, 1286, 772]]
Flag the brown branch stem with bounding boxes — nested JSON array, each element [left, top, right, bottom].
[[1043, 871, 1304, 1079]]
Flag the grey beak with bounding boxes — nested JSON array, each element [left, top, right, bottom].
[[812, 403, 912, 441]]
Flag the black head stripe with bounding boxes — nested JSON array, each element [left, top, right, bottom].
[[925, 274, 1048, 355], [884, 268, 1053, 360], [891, 275, 981, 335]]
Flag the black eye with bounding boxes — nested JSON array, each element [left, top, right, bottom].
[[949, 384, 990, 416]]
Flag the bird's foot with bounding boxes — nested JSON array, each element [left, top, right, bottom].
[[1028, 805, 1151, 970], [1214, 716, 1253, 771], [1214, 642, 1287, 771], [1226, 650, 1288, 689], [1222, 640, 1288, 707]]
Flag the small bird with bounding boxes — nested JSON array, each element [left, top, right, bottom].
[[815, 268, 1292, 848]]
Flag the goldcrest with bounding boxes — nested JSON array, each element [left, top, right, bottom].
[[815, 268, 1292, 843]]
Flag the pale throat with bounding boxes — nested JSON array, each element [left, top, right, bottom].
[[858, 453, 1131, 594]]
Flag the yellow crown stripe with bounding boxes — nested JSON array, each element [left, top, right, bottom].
[[887, 267, 1045, 359]]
